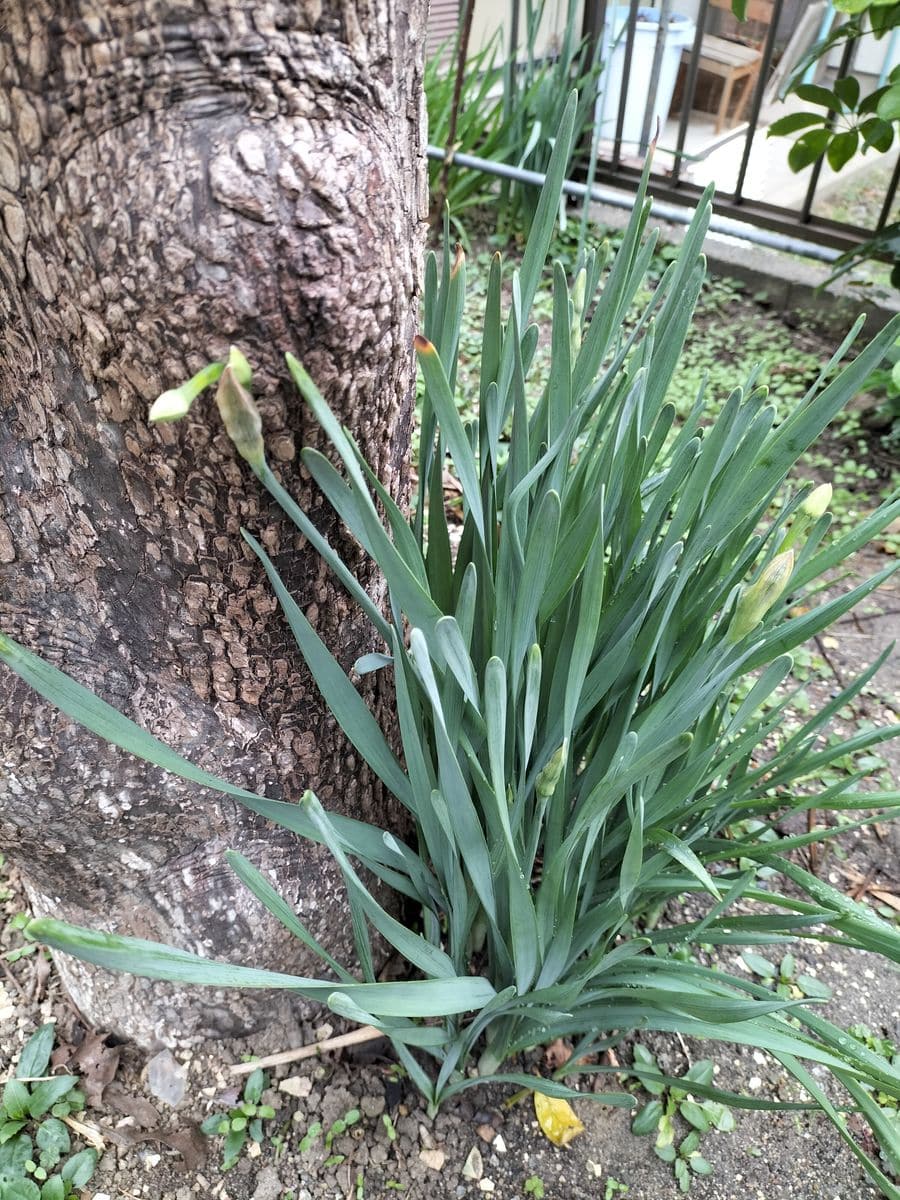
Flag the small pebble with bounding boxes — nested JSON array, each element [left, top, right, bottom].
[[279, 1075, 312, 1098], [493, 1134, 507, 1154], [251, 1166, 283, 1200], [146, 1049, 187, 1107], [419, 1123, 435, 1149], [462, 1146, 483, 1181], [420, 1148, 446, 1171], [477, 1123, 496, 1144], [479, 1180, 495, 1193], [361, 1094, 385, 1118]]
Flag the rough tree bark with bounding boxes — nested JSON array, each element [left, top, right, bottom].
[[0, 0, 428, 1047]]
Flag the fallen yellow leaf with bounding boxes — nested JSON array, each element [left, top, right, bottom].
[[534, 1090, 585, 1146]]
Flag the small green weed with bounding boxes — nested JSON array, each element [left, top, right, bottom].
[[627, 1046, 734, 1192], [523, 1175, 545, 1198], [200, 1068, 276, 1170], [604, 1179, 629, 1200], [0, 1023, 98, 1200], [324, 1107, 361, 1149], [740, 952, 833, 1001], [656, 1130, 713, 1193], [3, 914, 37, 966], [298, 1121, 321, 1153]]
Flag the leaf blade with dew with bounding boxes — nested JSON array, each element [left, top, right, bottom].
[[644, 830, 722, 902]]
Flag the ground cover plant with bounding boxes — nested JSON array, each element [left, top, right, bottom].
[[0, 1024, 98, 1200], [3, 93, 900, 1196], [448, 230, 899, 549], [200, 1067, 276, 1171]]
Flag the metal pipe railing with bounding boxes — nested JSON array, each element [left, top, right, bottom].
[[426, 144, 841, 262], [641, 0, 673, 156], [876, 153, 900, 234]]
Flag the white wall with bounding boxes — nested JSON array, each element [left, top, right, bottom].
[[470, 0, 588, 60]]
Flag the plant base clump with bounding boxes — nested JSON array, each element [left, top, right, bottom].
[[3, 93, 900, 1196]]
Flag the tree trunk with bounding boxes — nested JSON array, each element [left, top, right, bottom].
[[0, 0, 427, 1048]]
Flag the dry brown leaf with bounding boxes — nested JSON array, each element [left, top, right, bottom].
[[103, 1124, 206, 1173], [869, 888, 900, 913], [104, 1081, 161, 1128], [62, 1115, 105, 1152], [442, 469, 463, 496], [55, 1030, 121, 1107], [543, 1038, 573, 1070]]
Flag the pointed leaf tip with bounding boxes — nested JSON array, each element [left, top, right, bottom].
[[414, 334, 436, 355]]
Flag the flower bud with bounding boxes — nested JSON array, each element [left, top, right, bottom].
[[215, 365, 266, 471], [536, 739, 568, 799], [780, 482, 833, 552], [727, 550, 794, 644], [148, 362, 224, 423], [570, 268, 587, 358], [228, 345, 253, 387], [800, 482, 832, 521]]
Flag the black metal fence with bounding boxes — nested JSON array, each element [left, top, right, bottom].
[[582, 0, 900, 256]]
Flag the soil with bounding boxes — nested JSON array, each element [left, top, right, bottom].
[[1, 265, 898, 1200]]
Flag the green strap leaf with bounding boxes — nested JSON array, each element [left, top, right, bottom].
[[25, 918, 494, 1017], [242, 529, 412, 808]]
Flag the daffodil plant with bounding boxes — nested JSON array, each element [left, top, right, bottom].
[[3, 93, 900, 1196]]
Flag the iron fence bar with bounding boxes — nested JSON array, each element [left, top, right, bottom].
[[590, 159, 873, 252], [426, 144, 843, 260], [640, 0, 673, 156], [509, 0, 520, 64], [876, 152, 900, 233], [612, 0, 642, 169], [800, 33, 858, 223], [672, 0, 712, 187], [733, 0, 787, 203], [581, 0, 608, 54]]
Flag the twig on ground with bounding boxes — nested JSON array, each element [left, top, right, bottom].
[[229, 1025, 384, 1075], [0, 958, 25, 997], [63, 1114, 105, 1152], [675, 1031, 692, 1069]]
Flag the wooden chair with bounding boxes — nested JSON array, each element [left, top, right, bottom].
[[686, 0, 775, 133]]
